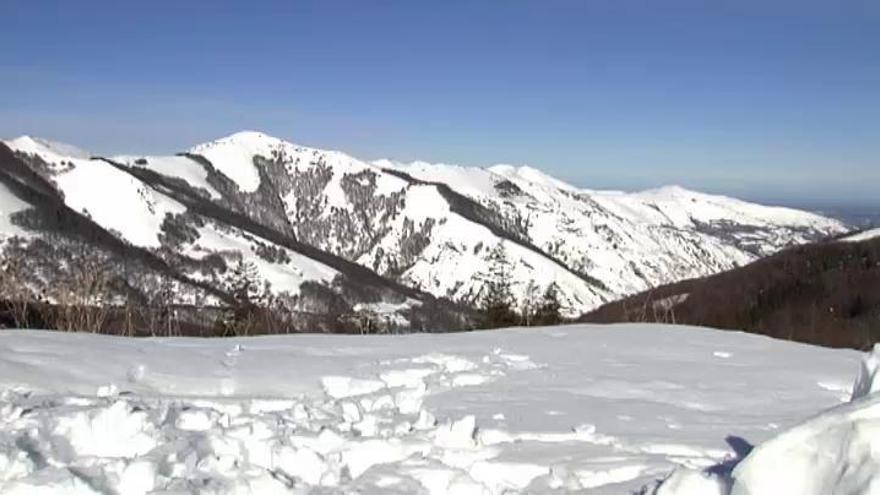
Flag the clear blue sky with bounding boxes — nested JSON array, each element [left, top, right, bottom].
[[1, 0, 878, 206]]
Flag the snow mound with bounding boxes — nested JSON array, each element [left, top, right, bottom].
[[656, 344, 880, 495], [730, 394, 880, 494], [6, 135, 91, 159]]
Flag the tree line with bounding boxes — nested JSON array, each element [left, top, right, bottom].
[[0, 237, 565, 336], [478, 243, 563, 329], [582, 236, 880, 350]]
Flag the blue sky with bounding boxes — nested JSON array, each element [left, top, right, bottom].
[[1, 0, 878, 206]]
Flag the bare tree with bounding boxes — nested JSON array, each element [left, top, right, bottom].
[[48, 253, 111, 333], [0, 249, 35, 328], [520, 280, 539, 327]]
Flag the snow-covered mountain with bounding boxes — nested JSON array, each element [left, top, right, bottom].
[[0, 131, 847, 325]]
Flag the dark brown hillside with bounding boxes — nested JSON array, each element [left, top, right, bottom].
[[581, 235, 880, 349]]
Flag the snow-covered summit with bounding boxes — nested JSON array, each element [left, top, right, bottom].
[[489, 163, 582, 192], [603, 184, 842, 230], [6, 135, 91, 160], [188, 131, 282, 192]]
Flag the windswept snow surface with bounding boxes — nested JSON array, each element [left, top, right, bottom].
[[0, 325, 863, 494]]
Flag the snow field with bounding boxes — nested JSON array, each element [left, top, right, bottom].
[[0, 324, 867, 493], [0, 342, 547, 493]]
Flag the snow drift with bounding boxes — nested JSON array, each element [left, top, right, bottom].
[[654, 344, 880, 495]]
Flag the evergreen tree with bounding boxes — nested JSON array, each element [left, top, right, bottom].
[[229, 259, 261, 306], [480, 243, 518, 328], [534, 282, 562, 326], [216, 259, 263, 336]]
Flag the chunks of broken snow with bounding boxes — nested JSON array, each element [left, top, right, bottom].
[[321, 376, 386, 399], [0, 325, 866, 493]]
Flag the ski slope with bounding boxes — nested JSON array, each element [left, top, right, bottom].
[[0, 324, 871, 494]]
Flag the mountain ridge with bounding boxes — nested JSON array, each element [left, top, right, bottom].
[[581, 234, 880, 350], [0, 131, 848, 329]]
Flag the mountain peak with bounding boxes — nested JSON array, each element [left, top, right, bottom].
[[488, 164, 579, 192], [193, 130, 286, 150], [5, 135, 91, 159], [188, 131, 289, 192], [224, 130, 276, 142]]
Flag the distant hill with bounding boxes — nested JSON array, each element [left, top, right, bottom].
[[581, 233, 880, 349]]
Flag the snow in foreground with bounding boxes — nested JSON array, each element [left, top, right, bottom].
[[0, 325, 873, 494]]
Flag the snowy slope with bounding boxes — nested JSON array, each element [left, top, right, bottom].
[[1, 132, 848, 321], [0, 324, 865, 494], [842, 227, 880, 242], [182, 218, 339, 296], [0, 182, 30, 238], [114, 154, 222, 199], [382, 159, 845, 299], [5, 136, 188, 248], [0, 136, 429, 322], [117, 131, 845, 316], [188, 131, 268, 193], [177, 132, 610, 314], [7, 135, 91, 160]]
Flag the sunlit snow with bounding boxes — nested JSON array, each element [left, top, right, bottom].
[[0, 324, 870, 494]]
